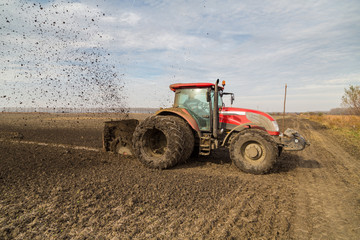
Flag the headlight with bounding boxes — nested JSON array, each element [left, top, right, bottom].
[[246, 112, 279, 133]]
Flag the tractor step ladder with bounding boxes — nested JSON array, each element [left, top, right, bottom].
[[199, 135, 211, 155]]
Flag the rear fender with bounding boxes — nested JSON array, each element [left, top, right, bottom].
[[221, 123, 267, 147], [156, 108, 201, 138]]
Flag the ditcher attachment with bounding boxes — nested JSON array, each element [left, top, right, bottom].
[[280, 128, 310, 151], [103, 119, 139, 155]]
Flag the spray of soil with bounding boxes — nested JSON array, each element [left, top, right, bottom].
[[1, 0, 128, 114]]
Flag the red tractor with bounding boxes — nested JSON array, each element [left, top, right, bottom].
[[103, 79, 309, 174]]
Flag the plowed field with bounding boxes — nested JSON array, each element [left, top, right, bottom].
[[0, 113, 359, 239]]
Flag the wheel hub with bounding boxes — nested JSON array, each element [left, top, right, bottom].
[[144, 128, 167, 156], [244, 143, 263, 160]]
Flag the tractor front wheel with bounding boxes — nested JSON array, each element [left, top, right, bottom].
[[132, 115, 185, 169], [230, 129, 278, 174]]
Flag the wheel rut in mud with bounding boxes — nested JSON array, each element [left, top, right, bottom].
[[288, 118, 360, 240]]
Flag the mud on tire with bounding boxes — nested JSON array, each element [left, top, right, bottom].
[[167, 116, 194, 163], [230, 129, 278, 174], [132, 115, 185, 169]]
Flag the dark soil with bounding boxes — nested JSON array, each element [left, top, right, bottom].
[[0, 113, 359, 239]]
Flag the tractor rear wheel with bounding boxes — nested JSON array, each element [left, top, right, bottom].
[[132, 115, 185, 169], [230, 129, 278, 174], [167, 116, 194, 163]]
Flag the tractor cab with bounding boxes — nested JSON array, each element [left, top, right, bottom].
[[170, 82, 225, 132]]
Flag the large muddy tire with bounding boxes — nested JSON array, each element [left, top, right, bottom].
[[167, 116, 194, 163], [230, 129, 278, 174], [132, 115, 185, 169]]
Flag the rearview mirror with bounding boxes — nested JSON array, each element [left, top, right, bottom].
[[222, 92, 235, 106]]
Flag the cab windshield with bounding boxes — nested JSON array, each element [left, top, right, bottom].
[[174, 88, 224, 131], [174, 88, 210, 131], [174, 88, 223, 109], [174, 88, 208, 109]]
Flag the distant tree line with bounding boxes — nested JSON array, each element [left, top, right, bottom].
[[328, 108, 353, 115]]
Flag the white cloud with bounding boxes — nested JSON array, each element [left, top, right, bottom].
[[119, 12, 141, 25], [1, 0, 360, 111]]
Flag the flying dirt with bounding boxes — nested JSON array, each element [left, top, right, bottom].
[[1, 0, 127, 112]]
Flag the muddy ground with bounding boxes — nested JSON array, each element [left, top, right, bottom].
[[0, 113, 359, 239]]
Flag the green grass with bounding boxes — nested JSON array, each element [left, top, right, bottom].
[[307, 114, 360, 143]]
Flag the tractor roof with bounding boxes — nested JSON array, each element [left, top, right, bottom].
[[169, 83, 224, 92]]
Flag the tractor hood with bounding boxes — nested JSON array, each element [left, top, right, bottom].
[[219, 107, 280, 135]]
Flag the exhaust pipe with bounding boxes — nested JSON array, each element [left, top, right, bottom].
[[213, 79, 219, 138]]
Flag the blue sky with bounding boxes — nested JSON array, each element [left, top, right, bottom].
[[1, 0, 359, 112]]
